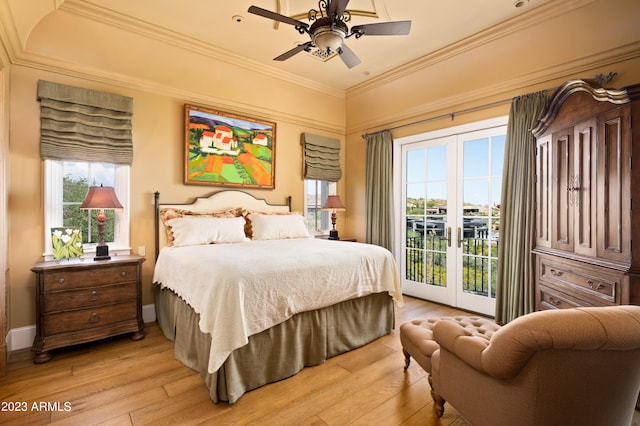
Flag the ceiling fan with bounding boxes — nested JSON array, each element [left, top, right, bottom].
[[248, 0, 411, 68]]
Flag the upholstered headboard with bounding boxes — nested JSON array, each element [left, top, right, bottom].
[[154, 190, 292, 259]]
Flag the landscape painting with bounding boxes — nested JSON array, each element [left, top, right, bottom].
[[184, 104, 276, 188]]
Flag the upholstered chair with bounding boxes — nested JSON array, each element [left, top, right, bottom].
[[401, 306, 640, 426]]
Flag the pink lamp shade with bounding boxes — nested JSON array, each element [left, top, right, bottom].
[[80, 185, 123, 261], [321, 195, 345, 240], [321, 195, 346, 211], [80, 185, 124, 211]]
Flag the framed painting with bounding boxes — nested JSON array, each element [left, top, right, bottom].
[[51, 227, 84, 260], [184, 104, 276, 188]]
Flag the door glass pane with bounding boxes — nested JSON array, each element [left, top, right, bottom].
[[406, 149, 426, 181], [405, 145, 448, 287], [463, 138, 489, 177], [462, 136, 504, 299]]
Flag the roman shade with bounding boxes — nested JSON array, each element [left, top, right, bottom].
[[301, 132, 342, 181], [37, 80, 134, 164]]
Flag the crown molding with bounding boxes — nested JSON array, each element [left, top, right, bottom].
[[347, 40, 640, 136]]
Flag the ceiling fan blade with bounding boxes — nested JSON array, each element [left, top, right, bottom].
[[329, 0, 350, 18], [248, 6, 309, 29], [351, 20, 412, 36], [274, 42, 312, 61], [338, 43, 361, 69]]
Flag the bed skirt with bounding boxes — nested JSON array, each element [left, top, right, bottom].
[[154, 286, 395, 404]]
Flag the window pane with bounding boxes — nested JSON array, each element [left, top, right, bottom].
[[62, 161, 116, 243], [304, 179, 334, 233]]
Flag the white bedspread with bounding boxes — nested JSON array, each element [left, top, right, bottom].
[[153, 238, 402, 373]]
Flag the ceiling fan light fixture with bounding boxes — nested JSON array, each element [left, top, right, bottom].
[[313, 27, 345, 52]]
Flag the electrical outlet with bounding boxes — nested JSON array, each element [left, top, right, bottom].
[[138, 245, 146, 256]]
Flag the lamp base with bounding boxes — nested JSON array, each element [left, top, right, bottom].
[[328, 229, 339, 240], [94, 244, 111, 261]]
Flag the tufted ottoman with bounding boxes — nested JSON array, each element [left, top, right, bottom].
[[399, 316, 500, 373]]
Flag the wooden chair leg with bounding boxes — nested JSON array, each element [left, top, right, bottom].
[[402, 350, 411, 370], [428, 375, 446, 417]]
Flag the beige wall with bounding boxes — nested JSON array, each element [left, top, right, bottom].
[[7, 65, 346, 329]]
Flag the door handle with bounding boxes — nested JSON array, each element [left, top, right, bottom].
[[439, 226, 452, 247], [457, 227, 463, 248]]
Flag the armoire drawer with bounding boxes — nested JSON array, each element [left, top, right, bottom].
[[538, 285, 590, 310], [538, 258, 620, 304]]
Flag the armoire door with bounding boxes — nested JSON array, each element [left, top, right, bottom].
[[597, 106, 631, 263]]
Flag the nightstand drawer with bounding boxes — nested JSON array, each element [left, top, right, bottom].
[[42, 283, 136, 313], [43, 265, 138, 291], [43, 302, 137, 335]]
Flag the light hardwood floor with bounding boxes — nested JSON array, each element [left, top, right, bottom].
[[1, 296, 475, 425]]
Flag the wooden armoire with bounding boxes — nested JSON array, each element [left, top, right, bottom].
[[533, 79, 640, 310]]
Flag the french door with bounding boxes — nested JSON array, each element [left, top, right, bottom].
[[394, 117, 507, 316]]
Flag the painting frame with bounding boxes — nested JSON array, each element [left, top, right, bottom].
[[184, 104, 276, 189]]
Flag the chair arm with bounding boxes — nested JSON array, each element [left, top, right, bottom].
[[436, 306, 640, 380]]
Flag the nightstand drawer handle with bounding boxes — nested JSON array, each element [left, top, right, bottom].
[[88, 290, 100, 302], [58, 277, 65, 284], [120, 271, 127, 277], [88, 313, 100, 323]]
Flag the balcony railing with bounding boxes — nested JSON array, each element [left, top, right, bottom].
[[406, 232, 498, 298]]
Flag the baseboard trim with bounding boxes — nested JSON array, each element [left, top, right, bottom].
[[6, 304, 157, 352]]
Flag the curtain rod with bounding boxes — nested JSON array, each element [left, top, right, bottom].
[[361, 96, 513, 140], [361, 72, 619, 140]]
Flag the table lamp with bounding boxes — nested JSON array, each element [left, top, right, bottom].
[[322, 195, 346, 240], [80, 184, 123, 260]]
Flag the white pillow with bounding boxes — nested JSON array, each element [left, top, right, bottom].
[[167, 216, 247, 246], [249, 213, 311, 240]]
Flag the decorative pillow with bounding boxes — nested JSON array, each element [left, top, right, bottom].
[[239, 208, 302, 239], [249, 213, 311, 240], [167, 216, 247, 246], [160, 207, 239, 246]]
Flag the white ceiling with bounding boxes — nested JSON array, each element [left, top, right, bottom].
[[1, 0, 552, 91]]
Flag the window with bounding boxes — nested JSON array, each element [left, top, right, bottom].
[[44, 159, 130, 260], [304, 179, 336, 234]]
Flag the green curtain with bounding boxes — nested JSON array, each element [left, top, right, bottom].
[[365, 130, 393, 251], [495, 91, 550, 324]]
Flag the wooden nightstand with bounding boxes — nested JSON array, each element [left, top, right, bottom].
[[31, 255, 145, 363]]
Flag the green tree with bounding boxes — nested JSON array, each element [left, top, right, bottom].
[[62, 175, 115, 243]]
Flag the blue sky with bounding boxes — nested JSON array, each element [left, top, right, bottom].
[[406, 135, 505, 207]]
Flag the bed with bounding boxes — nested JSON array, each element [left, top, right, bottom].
[[152, 190, 402, 404]]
